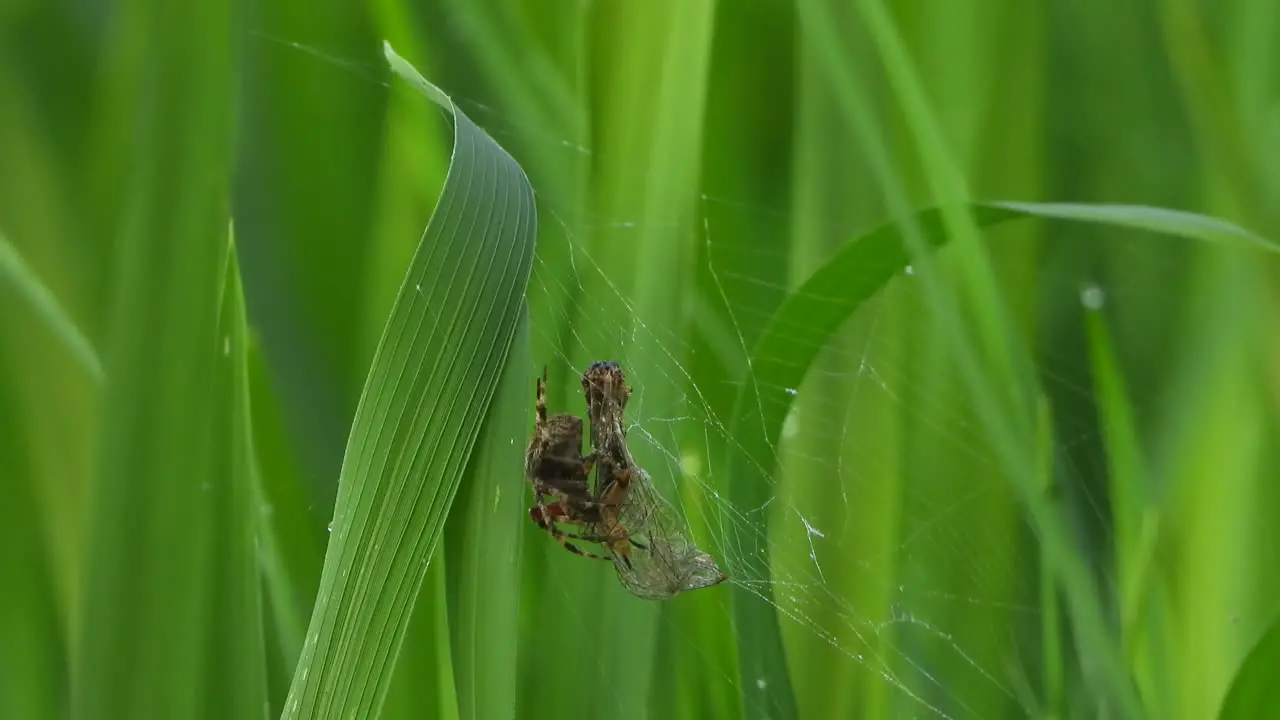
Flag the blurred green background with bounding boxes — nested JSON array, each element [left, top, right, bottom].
[[1, 0, 1278, 719]]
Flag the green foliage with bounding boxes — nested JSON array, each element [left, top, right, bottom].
[[1, 1, 1278, 720]]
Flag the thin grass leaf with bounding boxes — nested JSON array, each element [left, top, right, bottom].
[[0, 230, 103, 383], [992, 201, 1278, 253], [1085, 298, 1165, 715], [726, 200, 1278, 715], [207, 232, 270, 719], [280, 42, 537, 719], [247, 334, 324, 715]]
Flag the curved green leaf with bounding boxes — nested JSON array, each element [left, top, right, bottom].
[[1219, 615, 1280, 719], [279, 42, 537, 719], [991, 201, 1278, 253], [726, 201, 1276, 715]]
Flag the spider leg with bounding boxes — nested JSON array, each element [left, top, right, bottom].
[[535, 367, 549, 426], [528, 504, 612, 561], [536, 503, 641, 571], [529, 504, 614, 544]]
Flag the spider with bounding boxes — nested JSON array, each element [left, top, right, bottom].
[[523, 367, 641, 566]]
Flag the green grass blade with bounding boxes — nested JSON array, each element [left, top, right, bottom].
[[1218, 615, 1280, 719], [207, 231, 271, 719], [248, 334, 324, 715], [0, 230, 103, 383], [72, 0, 237, 713], [992, 201, 1278, 253], [1085, 294, 1164, 715], [280, 42, 537, 719]]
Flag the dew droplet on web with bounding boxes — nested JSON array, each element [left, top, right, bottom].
[[415, 283, 423, 294], [784, 387, 798, 397], [904, 264, 914, 276], [1080, 283, 1105, 310], [756, 677, 768, 690], [327, 521, 334, 533]]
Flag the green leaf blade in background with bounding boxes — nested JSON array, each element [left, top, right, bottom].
[[71, 0, 240, 715], [1218, 615, 1280, 719], [280, 42, 537, 719], [584, 2, 720, 719]]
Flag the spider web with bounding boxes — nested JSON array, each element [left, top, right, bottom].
[[520, 182, 1181, 718], [526, 197, 1024, 720], [493, 111, 1178, 719], [253, 37, 1189, 720]]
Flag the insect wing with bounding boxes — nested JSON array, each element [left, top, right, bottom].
[[611, 469, 727, 601]]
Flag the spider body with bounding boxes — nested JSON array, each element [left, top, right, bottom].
[[524, 367, 639, 565]]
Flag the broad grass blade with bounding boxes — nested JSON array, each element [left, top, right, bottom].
[[279, 42, 537, 719]]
